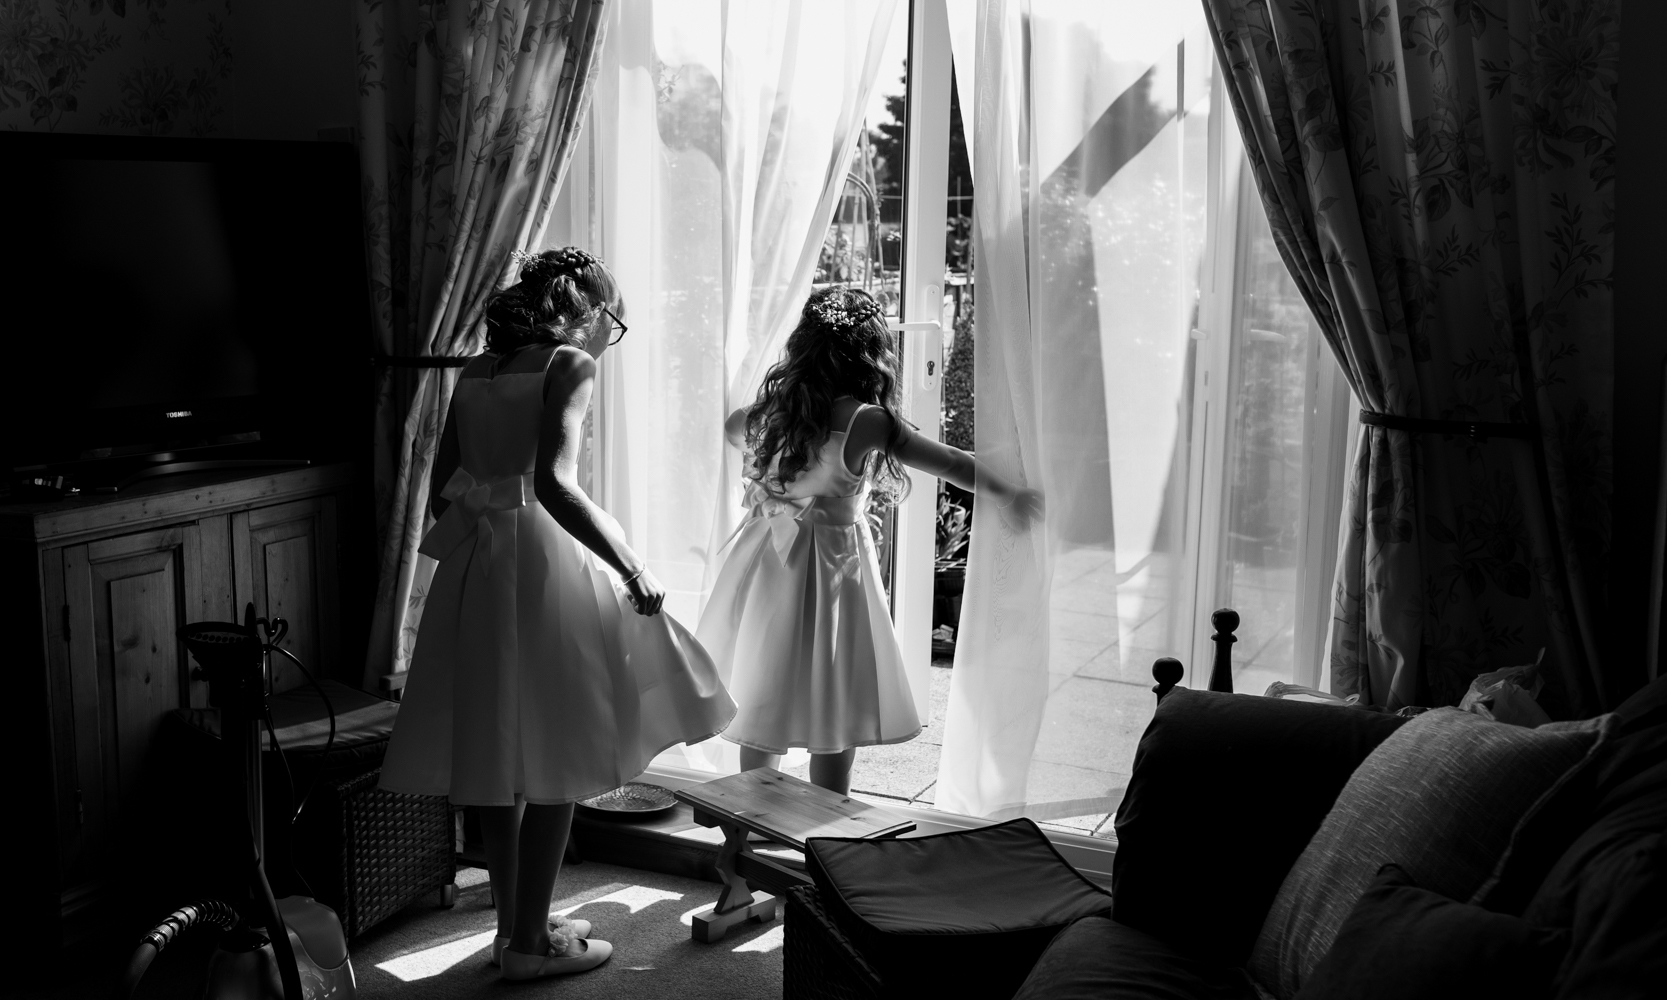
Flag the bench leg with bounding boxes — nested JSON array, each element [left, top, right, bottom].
[[691, 823, 777, 943]]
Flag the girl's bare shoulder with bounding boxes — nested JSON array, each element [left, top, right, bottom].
[[841, 404, 909, 471], [844, 402, 896, 437], [541, 345, 597, 404], [546, 343, 596, 377]]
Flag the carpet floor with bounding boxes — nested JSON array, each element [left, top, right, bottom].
[[352, 863, 783, 999], [36, 862, 782, 999]]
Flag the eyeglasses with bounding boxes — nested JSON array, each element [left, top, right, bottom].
[[602, 305, 628, 346]]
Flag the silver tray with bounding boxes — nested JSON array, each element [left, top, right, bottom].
[[577, 782, 677, 815]]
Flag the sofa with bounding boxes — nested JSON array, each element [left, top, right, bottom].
[[788, 676, 1667, 999]]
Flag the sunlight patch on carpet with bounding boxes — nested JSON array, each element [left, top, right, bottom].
[[374, 930, 496, 982], [733, 925, 784, 953], [557, 883, 684, 916]]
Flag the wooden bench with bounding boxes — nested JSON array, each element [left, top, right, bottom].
[[674, 768, 916, 943]]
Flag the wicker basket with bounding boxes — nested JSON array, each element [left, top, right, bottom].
[[332, 768, 456, 939], [784, 885, 885, 1000]]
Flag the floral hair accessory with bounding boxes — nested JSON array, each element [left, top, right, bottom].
[[511, 246, 600, 280], [807, 289, 883, 330]]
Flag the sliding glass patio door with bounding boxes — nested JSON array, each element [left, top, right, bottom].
[[935, 1, 1356, 826], [540, 0, 1355, 822]]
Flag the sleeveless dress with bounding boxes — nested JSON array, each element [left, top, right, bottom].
[[696, 403, 922, 754], [379, 350, 736, 806]]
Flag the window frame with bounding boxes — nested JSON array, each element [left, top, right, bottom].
[[887, 0, 955, 686]]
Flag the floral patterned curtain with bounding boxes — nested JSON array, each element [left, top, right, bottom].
[[1203, 0, 1617, 715], [357, 0, 608, 687]]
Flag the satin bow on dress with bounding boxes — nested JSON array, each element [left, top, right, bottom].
[[418, 468, 538, 573], [736, 478, 867, 566]]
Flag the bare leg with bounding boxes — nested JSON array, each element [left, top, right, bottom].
[[739, 747, 782, 772], [478, 799, 526, 940], [507, 803, 576, 955], [809, 749, 856, 795]]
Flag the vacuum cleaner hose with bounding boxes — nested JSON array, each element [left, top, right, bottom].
[[117, 899, 240, 999]]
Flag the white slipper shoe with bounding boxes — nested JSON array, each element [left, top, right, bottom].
[[499, 937, 612, 981], [490, 917, 593, 966]]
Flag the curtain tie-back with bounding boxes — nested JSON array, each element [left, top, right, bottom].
[[1359, 410, 1535, 443], [417, 468, 537, 569]]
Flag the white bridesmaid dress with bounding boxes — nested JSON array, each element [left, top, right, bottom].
[[379, 349, 735, 806], [696, 402, 922, 755]]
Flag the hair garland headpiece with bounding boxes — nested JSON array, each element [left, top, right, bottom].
[[806, 289, 883, 330], [510, 246, 601, 282]]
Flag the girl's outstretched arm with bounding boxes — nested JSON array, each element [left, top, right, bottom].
[[535, 346, 665, 615], [845, 407, 1044, 524]]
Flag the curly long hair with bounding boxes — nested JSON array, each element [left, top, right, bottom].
[[483, 247, 624, 354], [746, 286, 910, 506]]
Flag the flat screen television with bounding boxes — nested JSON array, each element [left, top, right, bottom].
[[0, 133, 372, 480]]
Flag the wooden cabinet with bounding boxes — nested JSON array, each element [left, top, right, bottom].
[[5, 463, 357, 950]]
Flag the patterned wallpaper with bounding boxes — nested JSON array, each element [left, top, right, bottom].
[[1, 0, 234, 135]]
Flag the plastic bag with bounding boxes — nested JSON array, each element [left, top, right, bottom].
[[1458, 650, 1550, 728]]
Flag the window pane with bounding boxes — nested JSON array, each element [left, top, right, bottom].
[[1218, 170, 1325, 697]]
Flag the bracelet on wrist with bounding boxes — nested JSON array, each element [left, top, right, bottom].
[[621, 566, 646, 586]]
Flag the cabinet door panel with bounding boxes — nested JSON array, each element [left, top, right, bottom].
[[103, 565, 181, 801], [234, 497, 340, 690], [63, 525, 199, 880]]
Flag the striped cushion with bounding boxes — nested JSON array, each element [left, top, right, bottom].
[[1247, 708, 1612, 999]]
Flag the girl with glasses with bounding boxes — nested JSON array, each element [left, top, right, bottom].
[[379, 247, 735, 981]]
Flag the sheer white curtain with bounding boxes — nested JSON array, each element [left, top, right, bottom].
[[574, 0, 898, 771], [935, 0, 1049, 819], [937, 0, 1216, 818]]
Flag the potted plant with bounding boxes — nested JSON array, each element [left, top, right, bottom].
[[933, 489, 972, 658]]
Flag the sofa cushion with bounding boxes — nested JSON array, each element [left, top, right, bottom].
[[806, 818, 1112, 1000], [1520, 744, 1667, 997], [1475, 673, 1667, 916], [1248, 708, 1611, 999], [1293, 864, 1567, 1000], [1013, 916, 1255, 1000], [1112, 689, 1406, 967]]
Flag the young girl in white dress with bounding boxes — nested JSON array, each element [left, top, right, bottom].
[[379, 248, 735, 981], [697, 287, 1041, 794]]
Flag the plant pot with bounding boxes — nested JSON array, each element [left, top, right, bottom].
[[932, 566, 966, 659]]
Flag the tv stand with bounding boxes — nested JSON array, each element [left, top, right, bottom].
[[4, 463, 356, 951], [117, 458, 310, 490]]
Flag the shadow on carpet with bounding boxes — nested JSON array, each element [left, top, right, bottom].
[[352, 862, 782, 999]]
